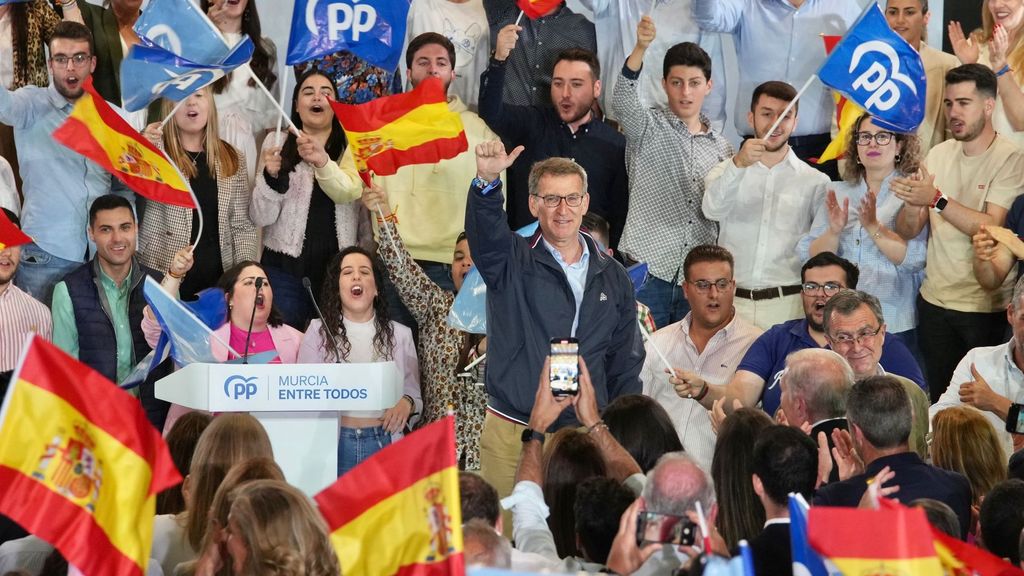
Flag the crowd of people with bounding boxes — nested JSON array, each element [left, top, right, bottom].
[[5, 0, 1024, 573]]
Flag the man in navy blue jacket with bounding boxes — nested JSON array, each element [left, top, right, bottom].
[[465, 139, 644, 514]]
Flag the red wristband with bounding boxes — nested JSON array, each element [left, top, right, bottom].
[[929, 189, 943, 209]]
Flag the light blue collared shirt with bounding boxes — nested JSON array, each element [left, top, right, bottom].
[[796, 173, 927, 333], [541, 234, 590, 336], [0, 83, 127, 262], [692, 0, 864, 137]]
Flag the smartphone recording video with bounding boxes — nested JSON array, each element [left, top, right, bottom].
[[549, 338, 579, 396]]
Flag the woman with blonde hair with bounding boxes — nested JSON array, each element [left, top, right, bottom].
[[223, 480, 339, 576], [931, 406, 1007, 506], [949, 0, 1024, 144], [151, 414, 275, 575], [139, 86, 257, 300]]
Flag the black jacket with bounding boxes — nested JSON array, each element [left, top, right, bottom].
[[465, 181, 644, 427]]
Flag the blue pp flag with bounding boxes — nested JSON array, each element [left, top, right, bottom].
[[816, 3, 926, 133], [120, 38, 255, 112], [286, 0, 411, 71], [789, 494, 840, 576], [448, 221, 539, 334], [143, 276, 240, 366], [121, 0, 254, 111]]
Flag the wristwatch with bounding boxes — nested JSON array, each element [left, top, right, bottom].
[[931, 191, 949, 213], [521, 428, 545, 444]]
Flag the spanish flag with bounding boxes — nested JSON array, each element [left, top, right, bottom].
[[0, 336, 182, 576], [0, 209, 30, 250], [808, 501, 943, 575], [932, 524, 1024, 575], [53, 77, 196, 209], [316, 416, 463, 576], [817, 34, 864, 164], [330, 77, 468, 187], [516, 0, 562, 19]]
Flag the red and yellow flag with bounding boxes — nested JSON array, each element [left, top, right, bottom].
[[330, 77, 468, 186], [0, 336, 182, 576], [809, 501, 943, 575], [52, 77, 196, 209], [316, 415, 463, 576], [817, 34, 864, 164], [933, 526, 1024, 575], [516, 0, 561, 19], [0, 209, 30, 250]]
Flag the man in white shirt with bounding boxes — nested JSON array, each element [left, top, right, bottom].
[[692, 0, 863, 179], [640, 244, 762, 471], [703, 81, 829, 330], [931, 276, 1024, 458]]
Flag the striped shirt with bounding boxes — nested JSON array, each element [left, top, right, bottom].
[[640, 311, 762, 471], [0, 282, 51, 371]]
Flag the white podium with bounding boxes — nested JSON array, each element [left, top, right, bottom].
[[156, 362, 402, 494]]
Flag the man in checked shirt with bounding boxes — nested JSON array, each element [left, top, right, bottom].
[[612, 16, 733, 330]]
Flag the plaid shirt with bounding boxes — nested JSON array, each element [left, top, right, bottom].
[[613, 64, 733, 282]]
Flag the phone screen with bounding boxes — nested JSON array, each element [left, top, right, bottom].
[[636, 512, 696, 547], [549, 338, 579, 396]]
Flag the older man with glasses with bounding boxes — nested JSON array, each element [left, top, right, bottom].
[[676, 252, 925, 419], [465, 140, 644, 528], [823, 289, 930, 458]]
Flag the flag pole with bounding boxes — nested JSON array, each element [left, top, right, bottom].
[[763, 75, 816, 141], [639, 318, 696, 441], [275, 57, 287, 143], [160, 98, 187, 129]]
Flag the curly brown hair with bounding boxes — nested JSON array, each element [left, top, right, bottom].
[[318, 246, 395, 362], [842, 113, 922, 183]]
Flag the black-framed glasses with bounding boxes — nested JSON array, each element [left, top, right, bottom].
[[687, 278, 733, 293], [50, 53, 91, 67], [801, 282, 843, 296], [830, 325, 882, 347], [854, 131, 895, 146], [532, 193, 585, 208]]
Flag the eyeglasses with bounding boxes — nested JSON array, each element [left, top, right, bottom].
[[801, 282, 843, 296], [687, 278, 733, 293], [50, 53, 91, 68], [532, 193, 585, 208], [854, 131, 895, 146], [830, 325, 882, 347]]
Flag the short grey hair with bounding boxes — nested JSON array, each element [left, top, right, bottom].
[[642, 452, 715, 515], [1012, 275, 1024, 309], [823, 289, 885, 336], [462, 518, 512, 568], [527, 157, 589, 198], [784, 349, 854, 422]]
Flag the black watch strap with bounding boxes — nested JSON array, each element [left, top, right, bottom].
[[521, 428, 545, 444]]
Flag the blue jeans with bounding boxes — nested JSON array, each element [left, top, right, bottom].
[[338, 425, 392, 476], [14, 242, 81, 306], [636, 275, 689, 330], [263, 265, 312, 330], [417, 260, 455, 293]]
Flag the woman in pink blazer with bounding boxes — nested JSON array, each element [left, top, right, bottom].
[[144, 254, 304, 432]]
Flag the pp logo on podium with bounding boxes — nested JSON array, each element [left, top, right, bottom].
[[224, 375, 259, 400]]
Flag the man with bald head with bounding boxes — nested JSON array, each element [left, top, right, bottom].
[[778, 348, 853, 483]]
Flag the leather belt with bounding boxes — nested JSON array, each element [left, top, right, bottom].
[[735, 285, 802, 301]]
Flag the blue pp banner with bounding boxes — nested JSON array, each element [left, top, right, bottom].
[[816, 3, 926, 133], [120, 37, 254, 111], [286, 0, 411, 71], [789, 494, 840, 576]]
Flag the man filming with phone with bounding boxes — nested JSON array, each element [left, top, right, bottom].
[[465, 140, 645, 523]]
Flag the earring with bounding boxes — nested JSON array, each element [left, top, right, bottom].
[[894, 153, 902, 163]]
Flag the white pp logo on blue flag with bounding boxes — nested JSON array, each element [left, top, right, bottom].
[[817, 3, 926, 134], [286, 0, 412, 71]]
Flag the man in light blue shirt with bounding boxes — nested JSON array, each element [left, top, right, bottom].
[[692, 0, 864, 179], [0, 22, 127, 305]]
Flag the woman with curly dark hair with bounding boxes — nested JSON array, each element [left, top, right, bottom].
[[298, 246, 422, 475], [798, 112, 927, 349]]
